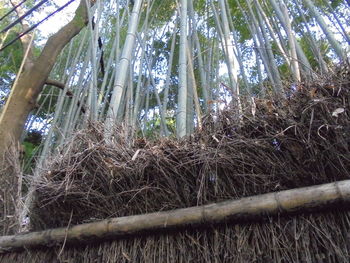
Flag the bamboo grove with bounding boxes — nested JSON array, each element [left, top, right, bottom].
[[1, 0, 348, 154]]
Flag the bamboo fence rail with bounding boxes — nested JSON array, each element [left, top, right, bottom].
[[0, 180, 349, 252]]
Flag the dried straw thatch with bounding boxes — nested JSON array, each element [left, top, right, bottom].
[[1, 64, 350, 262], [0, 144, 22, 236]]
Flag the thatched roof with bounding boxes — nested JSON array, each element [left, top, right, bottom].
[[1, 64, 349, 262]]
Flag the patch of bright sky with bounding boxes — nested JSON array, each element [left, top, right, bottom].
[[29, 0, 79, 132], [34, 0, 79, 39]]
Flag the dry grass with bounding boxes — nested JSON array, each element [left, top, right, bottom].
[[2, 64, 349, 262], [0, 143, 23, 235], [30, 64, 350, 231]]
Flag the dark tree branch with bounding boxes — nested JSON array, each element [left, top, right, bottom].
[[91, 16, 105, 76], [45, 79, 86, 114]]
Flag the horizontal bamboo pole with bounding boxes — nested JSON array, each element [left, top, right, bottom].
[[1, 180, 350, 252]]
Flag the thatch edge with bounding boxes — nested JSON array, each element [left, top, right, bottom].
[[1, 179, 349, 253]]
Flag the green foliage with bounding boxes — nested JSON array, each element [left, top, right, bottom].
[[0, 29, 24, 106], [227, 0, 251, 42], [137, 0, 176, 30], [278, 62, 291, 79], [314, 0, 343, 10], [0, 31, 23, 75], [0, 2, 42, 104], [299, 35, 331, 71], [22, 141, 37, 161], [0, 1, 24, 85], [194, 0, 207, 15], [141, 113, 175, 139], [0, 3, 9, 17], [22, 130, 42, 172], [329, 0, 343, 9], [143, 115, 161, 138]]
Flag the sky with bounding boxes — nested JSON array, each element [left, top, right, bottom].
[[34, 0, 79, 38]]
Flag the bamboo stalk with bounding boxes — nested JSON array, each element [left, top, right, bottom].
[[1, 180, 350, 252]]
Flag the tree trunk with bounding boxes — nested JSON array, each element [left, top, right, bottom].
[[176, 0, 188, 138], [188, 0, 209, 111], [217, 0, 240, 102], [0, 0, 92, 234], [303, 0, 345, 60], [249, 1, 284, 95], [0, 0, 91, 157], [268, 0, 312, 77], [105, 0, 143, 133], [255, 0, 291, 67], [0, 146, 21, 235], [281, 2, 301, 82]]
